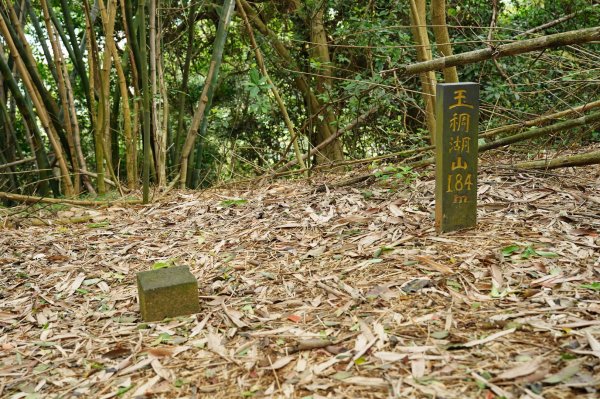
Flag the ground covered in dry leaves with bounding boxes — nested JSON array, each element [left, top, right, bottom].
[[1, 161, 600, 399]]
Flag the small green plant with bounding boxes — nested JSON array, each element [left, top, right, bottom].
[[373, 164, 419, 186], [500, 243, 558, 259], [87, 221, 110, 228], [580, 282, 600, 291], [152, 258, 177, 270], [220, 198, 248, 207]]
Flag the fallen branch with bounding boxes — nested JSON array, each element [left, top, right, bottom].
[[0, 157, 36, 170], [79, 169, 117, 187], [481, 99, 600, 139], [391, 26, 600, 77], [0, 191, 142, 206], [515, 150, 600, 170], [480, 110, 600, 152]]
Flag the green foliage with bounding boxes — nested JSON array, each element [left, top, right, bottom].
[[243, 68, 273, 114], [373, 164, 419, 186]]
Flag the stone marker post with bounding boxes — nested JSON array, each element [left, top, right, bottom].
[[137, 265, 200, 322], [435, 83, 479, 233]]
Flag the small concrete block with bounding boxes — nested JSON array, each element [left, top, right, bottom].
[[137, 266, 200, 322]]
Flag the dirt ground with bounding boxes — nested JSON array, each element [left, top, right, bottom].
[[1, 159, 599, 398]]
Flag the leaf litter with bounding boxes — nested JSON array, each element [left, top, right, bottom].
[[1, 163, 600, 398]]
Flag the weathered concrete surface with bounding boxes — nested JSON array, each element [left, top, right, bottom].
[[137, 266, 200, 322]]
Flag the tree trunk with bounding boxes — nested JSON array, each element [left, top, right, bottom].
[[179, 0, 236, 188], [409, 0, 437, 144], [139, 0, 152, 202], [308, 4, 343, 162], [431, 0, 459, 83], [149, 0, 166, 186]]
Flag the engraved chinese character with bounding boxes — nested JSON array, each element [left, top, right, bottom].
[[449, 89, 474, 109], [451, 156, 467, 171], [460, 137, 471, 152], [448, 137, 471, 153], [449, 113, 471, 132]]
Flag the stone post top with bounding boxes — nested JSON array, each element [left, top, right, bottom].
[[136, 265, 197, 291], [437, 82, 478, 87]]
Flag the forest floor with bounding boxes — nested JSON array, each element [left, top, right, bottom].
[[1, 152, 600, 399]]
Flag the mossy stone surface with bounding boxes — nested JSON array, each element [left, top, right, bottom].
[[137, 266, 200, 322]]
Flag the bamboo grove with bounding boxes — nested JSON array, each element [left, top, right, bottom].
[[0, 0, 599, 202]]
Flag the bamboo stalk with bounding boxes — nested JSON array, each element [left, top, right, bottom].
[[0, 10, 74, 196], [173, 4, 197, 168], [40, 0, 80, 194], [480, 111, 600, 152], [482, 99, 600, 139], [148, 0, 166, 186], [139, 0, 151, 202], [1, 3, 66, 144], [156, 12, 169, 185], [276, 106, 380, 173], [83, 0, 105, 194], [98, 0, 135, 190], [516, 6, 597, 37], [180, 61, 217, 188], [236, 0, 305, 170], [58, 0, 91, 109], [409, 0, 437, 144], [119, 0, 139, 185], [96, 0, 123, 197], [179, 0, 236, 188], [25, 0, 59, 83], [431, 0, 459, 83], [253, 109, 600, 184]]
